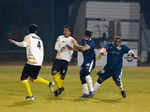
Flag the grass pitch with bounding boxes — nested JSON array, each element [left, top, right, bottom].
[[0, 65, 150, 112]]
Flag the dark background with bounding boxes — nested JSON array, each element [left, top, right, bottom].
[[0, 0, 149, 64]]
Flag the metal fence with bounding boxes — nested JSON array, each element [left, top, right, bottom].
[[0, 0, 150, 66], [0, 0, 71, 65]]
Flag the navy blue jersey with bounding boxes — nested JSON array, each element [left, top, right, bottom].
[[104, 43, 130, 70], [80, 39, 96, 64]]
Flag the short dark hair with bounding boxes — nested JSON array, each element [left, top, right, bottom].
[[29, 24, 38, 33], [85, 30, 92, 37], [64, 25, 71, 31], [114, 37, 121, 41]]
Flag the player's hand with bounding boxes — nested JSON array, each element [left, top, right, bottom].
[[8, 39, 15, 45], [60, 46, 66, 52], [100, 52, 105, 56], [66, 45, 73, 50], [135, 56, 140, 60], [100, 48, 106, 56]]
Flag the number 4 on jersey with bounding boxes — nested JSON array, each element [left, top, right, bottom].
[[37, 41, 41, 49]]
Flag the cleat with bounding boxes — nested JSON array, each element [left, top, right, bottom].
[[80, 94, 89, 98], [25, 96, 35, 101], [121, 90, 126, 98], [54, 87, 64, 96], [49, 82, 55, 93], [56, 87, 64, 96], [89, 91, 94, 98], [54, 90, 58, 96]]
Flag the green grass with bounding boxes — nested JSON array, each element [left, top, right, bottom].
[[0, 66, 150, 112]]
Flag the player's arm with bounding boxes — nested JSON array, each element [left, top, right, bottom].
[[71, 39, 82, 51], [98, 44, 110, 58], [73, 40, 94, 52], [8, 36, 30, 47], [65, 39, 78, 51], [100, 48, 107, 56], [73, 44, 90, 52], [55, 37, 66, 52], [54, 38, 61, 51], [80, 45, 90, 51]]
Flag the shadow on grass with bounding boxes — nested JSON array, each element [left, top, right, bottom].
[[94, 98, 123, 103], [45, 95, 90, 103], [73, 97, 90, 102], [5, 101, 34, 107], [45, 95, 123, 103], [45, 95, 63, 102]]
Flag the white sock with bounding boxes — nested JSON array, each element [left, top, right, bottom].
[[94, 82, 101, 92], [86, 75, 94, 92], [82, 83, 89, 94], [52, 81, 55, 86], [120, 82, 124, 91]]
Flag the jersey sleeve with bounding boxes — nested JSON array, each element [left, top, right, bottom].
[[54, 36, 61, 51], [57, 36, 61, 41], [104, 44, 110, 51], [79, 40, 84, 47], [122, 45, 131, 54], [14, 36, 30, 48], [24, 36, 31, 46], [68, 37, 76, 48], [88, 40, 95, 49], [100, 44, 110, 54], [71, 37, 75, 41]]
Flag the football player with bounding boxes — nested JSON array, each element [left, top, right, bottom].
[[93, 37, 139, 98], [73, 30, 96, 98], [51, 25, 77, 96], [9, 24, 51, 101]]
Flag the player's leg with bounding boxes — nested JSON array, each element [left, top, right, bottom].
[[31, 66, 50, 86], [85, 60, 96, 97], [33, 77, 49, 86], [59, 60, 68, 88], [21, 64, 34, 101], [51, 59, 67, 96], [51, 60, 62, 90], [86, 75, 94, 97], [94, 68, 111, 92], [80, 69, 89, 98], [112, 70, 126, 98], [55, 60, 68, 96]]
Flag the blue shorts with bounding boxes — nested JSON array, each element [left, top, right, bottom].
[[97, 66, 122, 85], [80, 59, 96, 76]]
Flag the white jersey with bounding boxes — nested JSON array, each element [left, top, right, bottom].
[[55, 35, 75, 62], [26, 33, 44, 66]]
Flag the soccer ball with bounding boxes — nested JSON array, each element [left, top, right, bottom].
[[125, 55, 134, 62]]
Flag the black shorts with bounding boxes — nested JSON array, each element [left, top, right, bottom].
[[21, 63, 41, 80], [51, 59, 68, 78]]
